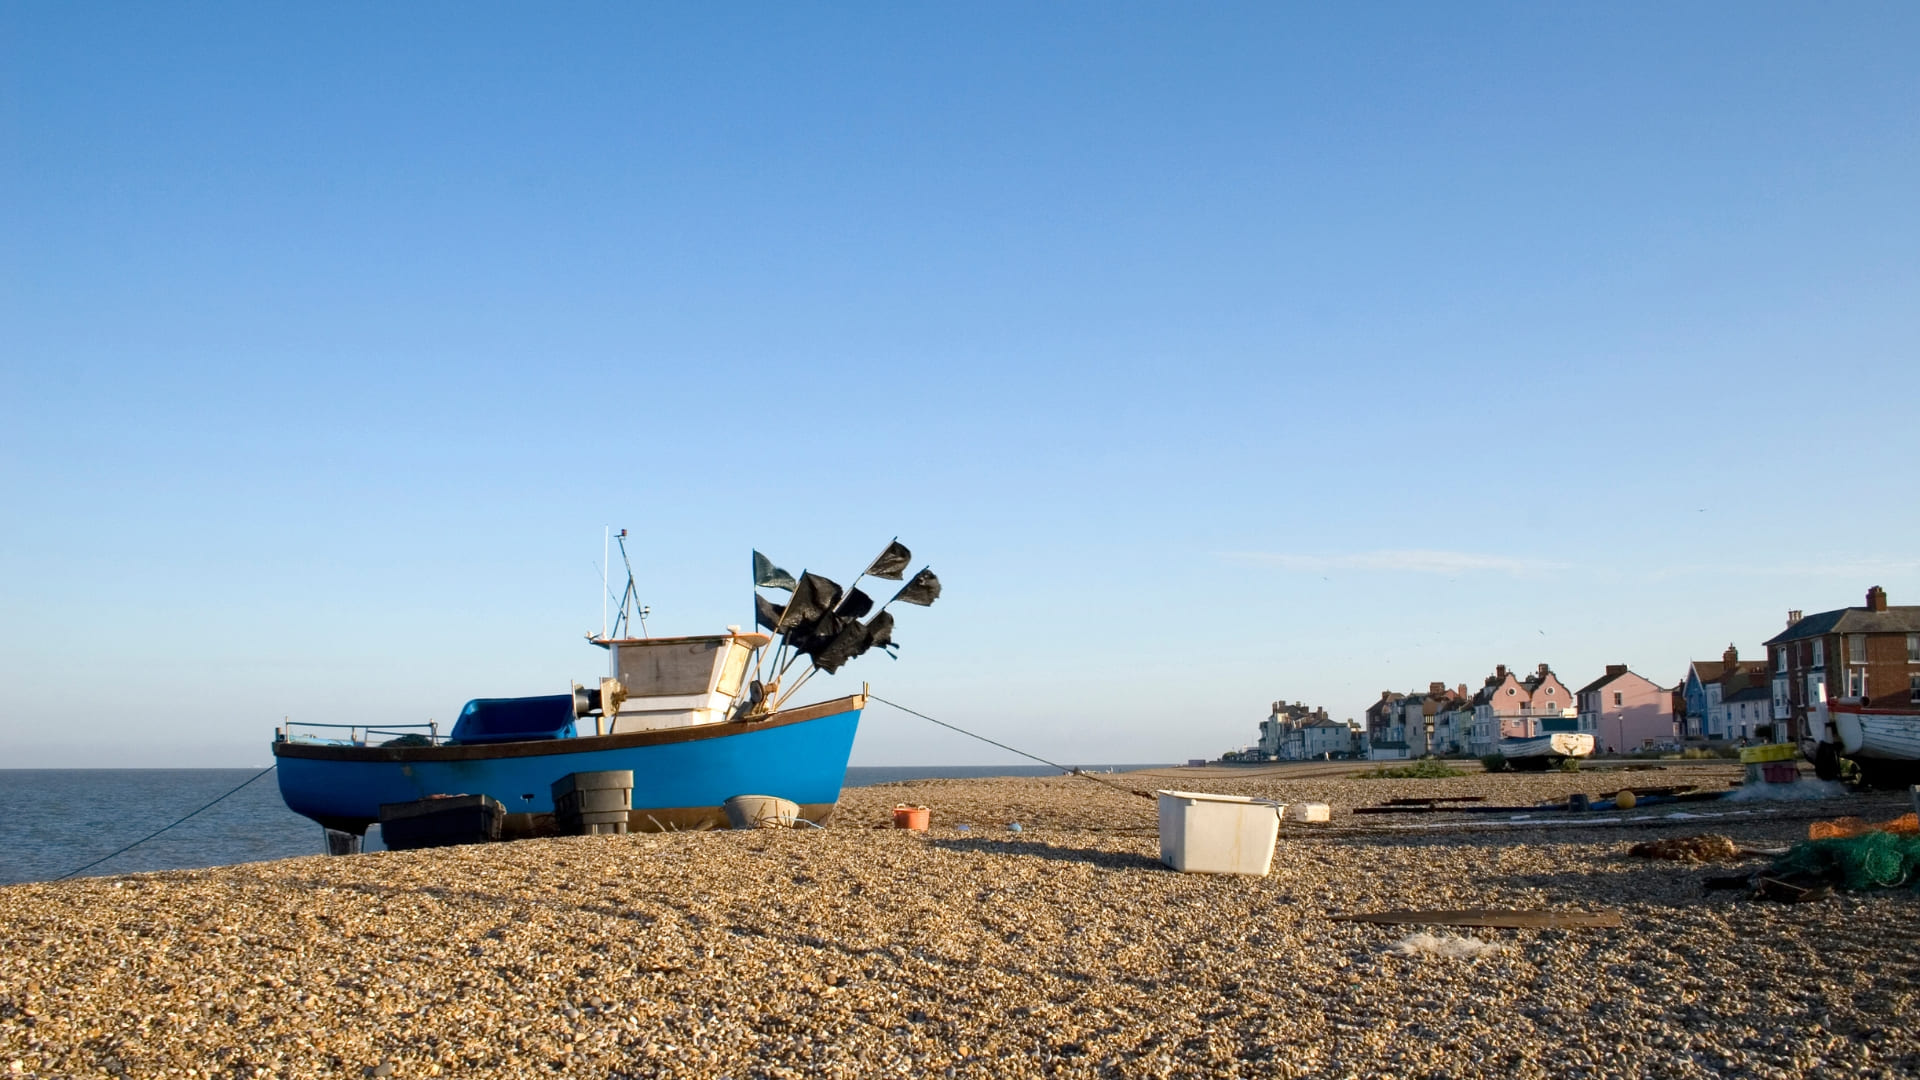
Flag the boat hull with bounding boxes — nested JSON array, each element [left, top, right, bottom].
[[1500, 732, 1595, 768], [1830, 704, 1920, 761], [274, 695, 863, 835]]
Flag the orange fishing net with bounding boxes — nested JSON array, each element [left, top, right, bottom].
[[1808, 813, 1920, 840]]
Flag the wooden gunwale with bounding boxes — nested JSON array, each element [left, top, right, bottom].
[[273, 693, 865, 763]]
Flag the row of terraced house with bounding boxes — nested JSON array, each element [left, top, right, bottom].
[[1230, 586, 1920, 762], [1362, 586, 1920, 759]]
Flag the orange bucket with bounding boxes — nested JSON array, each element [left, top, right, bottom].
[[892, 804, 930, 831]]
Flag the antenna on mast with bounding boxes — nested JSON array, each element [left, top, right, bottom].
[[609, 530, 649, 638], [602, 526, 610, 640]]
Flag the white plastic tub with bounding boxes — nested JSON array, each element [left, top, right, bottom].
[[1289, 802, 1331, 823], [1156, 790, 1284, 876]]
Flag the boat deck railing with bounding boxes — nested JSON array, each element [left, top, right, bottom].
[[277, 720, 444, 747]]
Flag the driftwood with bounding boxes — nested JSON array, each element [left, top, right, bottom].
[[1750, 877, 1833, 904], [1596, 785, 1697, 800], [1353, 803, 1557, 816], [1332, 908, 1623, 929]]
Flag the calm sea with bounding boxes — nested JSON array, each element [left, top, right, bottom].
[[0, 765, 1169, 886]]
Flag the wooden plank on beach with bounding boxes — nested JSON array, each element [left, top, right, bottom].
[[1332, 908, 1623, 929], [1352, 804, 1552, 815], [1596, 785, 1697, 800]]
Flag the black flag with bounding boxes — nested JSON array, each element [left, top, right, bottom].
[[816, 610, 897, 673], [890, 568, 941, 607], [754, 593, 786, 633], [778, 572, 842, 631], [864, 540, 912, 580], [813, 619, 871, 674], [866, 611, 896, 655], [836, 586, 874, 621], [787, 609, 850, 661], [753, 551, 797, 591]]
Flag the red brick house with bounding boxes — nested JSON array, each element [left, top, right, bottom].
[[1765, 586, 1920, 747]]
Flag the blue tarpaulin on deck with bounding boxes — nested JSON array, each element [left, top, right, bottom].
[[449, 695, 578, 744]]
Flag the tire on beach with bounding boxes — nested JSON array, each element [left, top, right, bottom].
[[1814, 741, 1841, 782], [1850, 756, 1920, 791]]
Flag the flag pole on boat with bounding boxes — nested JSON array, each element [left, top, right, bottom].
[[771, 539, 909, 681]]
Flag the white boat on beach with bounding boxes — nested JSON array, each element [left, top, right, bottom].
[[1499, 731, 1594, 770], [1827, 703, 1920, 785]]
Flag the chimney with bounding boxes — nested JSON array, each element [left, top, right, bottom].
[[1496, 664, 1507, 679], [1723, 644, 1738, 668], [1537, 663, 1550, 678], [1867, 585, 1889, 612], [1606, 664, 1628, 678], [1787, 610, 1803, 626], [1380, 691, 1394, 701], [1429, 681, 1445, 695]]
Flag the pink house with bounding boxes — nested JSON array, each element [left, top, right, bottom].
[[1576, 665, 1676, 753], [1468, 663, 1574, 753]]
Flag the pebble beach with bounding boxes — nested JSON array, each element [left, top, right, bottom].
[[4, 763, 1918, 1079]]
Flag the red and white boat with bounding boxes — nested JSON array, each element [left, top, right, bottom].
[[1828, 702, 1920, 784]]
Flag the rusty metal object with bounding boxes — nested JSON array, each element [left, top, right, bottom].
[[1332, 908, 1623, 929]]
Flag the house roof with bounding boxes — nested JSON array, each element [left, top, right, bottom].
[[1764, 606, 1920, 645], [1690, 659, 1768, 685], [1577, 670, 1623, 695], [1689, 660, 1730, 684], [1724, 685, 1772, 703], [1520, 666, 1561, 693], [1577, 667, 1668, 695]]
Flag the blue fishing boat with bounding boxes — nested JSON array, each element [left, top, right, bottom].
[[273, 538, 940, 843]]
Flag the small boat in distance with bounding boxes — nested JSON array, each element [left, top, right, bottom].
[[1824, 701, 1920, 787], [273, 537, 940, 845], [1498, 731, 1595, 770]]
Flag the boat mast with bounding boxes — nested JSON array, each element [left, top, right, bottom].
[[610, 530, 648, 639]]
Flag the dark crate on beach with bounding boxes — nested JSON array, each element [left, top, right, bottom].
[[552, 770, 633, 835], [378, 794, 504, 850]]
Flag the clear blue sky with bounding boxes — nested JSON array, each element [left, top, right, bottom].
[[4, 4, 1917, 767]]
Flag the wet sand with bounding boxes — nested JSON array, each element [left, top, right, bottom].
[[4, 762, 1917, 1079]]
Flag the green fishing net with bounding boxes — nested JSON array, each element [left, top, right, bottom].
[[1771, 832, 1920, 891]]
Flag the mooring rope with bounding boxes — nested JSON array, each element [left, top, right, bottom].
[[868, 694, 1154, 801], [55, 765, 280, 881]]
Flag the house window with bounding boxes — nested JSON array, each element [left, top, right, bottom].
[[1812, 640, 1824, 669], [1613, 691, 1623, 706], [1849, 634, 1868, 664], [1846, 668, 1866, 698], [1912, 674, 1920, 704], [1909, 633, 1919, 663], [1776, 647, 1787, 673]]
